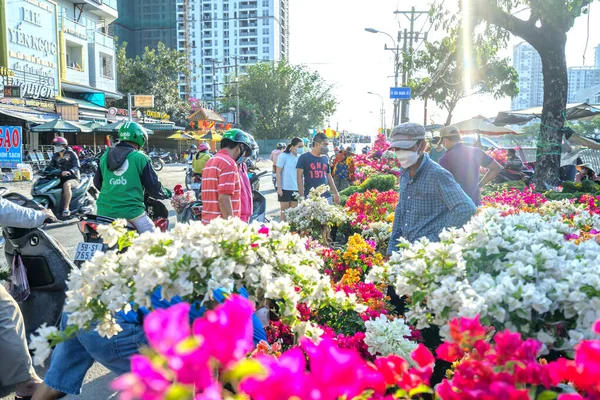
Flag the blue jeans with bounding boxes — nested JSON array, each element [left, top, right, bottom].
[[44, 313, 147, 395]]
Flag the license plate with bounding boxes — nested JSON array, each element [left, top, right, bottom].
[[74, 242, 104, 261], [190, 182, 201, 189]]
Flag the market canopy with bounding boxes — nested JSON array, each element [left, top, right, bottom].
[[31, 119, 92, 133], [451, 115, 519, 136], [197, 131, 222, 142], [188, 108, 225, 123], [94, 121, 153, 135], [168, 132, 195, 140], [494, 103, 600, 126]]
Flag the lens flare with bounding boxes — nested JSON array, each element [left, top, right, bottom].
[[462, 0, 473, 93]]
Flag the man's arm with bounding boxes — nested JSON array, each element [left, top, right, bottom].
[[0, 198, 49, 228], [297, 169, 304, 197], [438, 170, 476, 228], [479, 156, 502, 188], [93, 166, 103, 189], [386, 203, 403, 256], [327, 173, 340, 204], [218, 194, 234, 219], [141, 160, 166, 199]]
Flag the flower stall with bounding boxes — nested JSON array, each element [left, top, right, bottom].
[[26, 131, 600, 400]]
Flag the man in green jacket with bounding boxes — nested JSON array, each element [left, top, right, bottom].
[[93, 122, 170, 233]]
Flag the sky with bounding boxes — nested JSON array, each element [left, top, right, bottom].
[[288, 0, 600, 134]]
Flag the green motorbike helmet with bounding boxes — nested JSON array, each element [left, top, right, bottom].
[[118, 122, 148, 148], [221, 129, 253, 154]]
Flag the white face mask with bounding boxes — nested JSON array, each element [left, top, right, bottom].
[[395, 150, 420, 168], [54, 146, 64, 153]]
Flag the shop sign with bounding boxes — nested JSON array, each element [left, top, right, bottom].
[[133, 95, 154, 108], [0, 126, 23, 168], [0, 97, 56, 111], [3, 0, 59, 99], [145, 110, 170, 120], [108, 107, 142, 119]]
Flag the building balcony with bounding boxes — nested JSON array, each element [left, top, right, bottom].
[[65, 65, 90, 87], [80, 0, 118, 22], [60, 16, 89, 41], [88, 30, 115, 51]]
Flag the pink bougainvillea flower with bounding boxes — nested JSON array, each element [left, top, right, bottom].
[[143, 302, 191, 356], [594, 319, 600, 334], [257, 226, 270, 236], [192, 294, 254, 366], [301, 337, 385, 398], [436, 342, 463, 362], [112, 355, 172, 400], [168, 340, 213, 389], [239, 347, 309, 400]]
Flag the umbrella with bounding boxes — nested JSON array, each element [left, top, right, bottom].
[[450, 115, 519, 136], [494, 103, 600, 126], [31, 119, 92, 133], [168, 132, 195, 140], [198, 131, 222, 142], [81, 121, 106, 150], [94, 121, 153, 135]]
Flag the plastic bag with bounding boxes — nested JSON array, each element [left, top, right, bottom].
[[10, 254, 30, 303]]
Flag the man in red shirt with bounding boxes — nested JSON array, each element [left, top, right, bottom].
[[201, 129, 253, 224]]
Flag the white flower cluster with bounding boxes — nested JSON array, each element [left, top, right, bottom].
[[370, 207, 600, 351], [286, 185, 351, 236], [361, 221, 392, 248], [364, 315, 418, 360], [31, 218, 365, 365]]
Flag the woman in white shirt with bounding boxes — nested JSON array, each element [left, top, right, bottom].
[[276, 137, 304, 221]]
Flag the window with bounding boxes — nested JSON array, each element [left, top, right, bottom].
[[262, 47, 269, 53], [262, 37, 269, 44], [99, 53, 114, 79], [65, 41, 84, 71], [263, 28, 269, 34], [263, 19, 269, 25]]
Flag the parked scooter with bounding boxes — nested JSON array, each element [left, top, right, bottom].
[[249, 190, 269, 223], [31, 167, 96, 218], [74, 193, 169, 267], [1, 188, 73, 337], [249, 170, 268, 192]]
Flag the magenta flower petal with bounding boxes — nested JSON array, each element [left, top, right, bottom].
[[143, 302, 191, 356]]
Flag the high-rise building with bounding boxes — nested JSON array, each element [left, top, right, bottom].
[[567, 67, 600, 103], [595, 45, 600, 67], [177, 0, 289, 103], [113, 0, 178, 59], [511, 42, 544, 110]]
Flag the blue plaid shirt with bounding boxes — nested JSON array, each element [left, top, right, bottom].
[[387, 154, 476, 255]]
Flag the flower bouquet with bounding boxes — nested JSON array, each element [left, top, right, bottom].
[[285, 185, 351, 244], [170, 184, 197, 222]]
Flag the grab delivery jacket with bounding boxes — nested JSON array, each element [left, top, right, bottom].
[[94, 142, 165, 221]]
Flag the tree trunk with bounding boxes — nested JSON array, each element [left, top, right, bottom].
[[533, 34, 568, 189]]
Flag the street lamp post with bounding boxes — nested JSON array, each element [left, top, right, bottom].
[[367, 91, 385, 135], [365, 28, 400, 127]]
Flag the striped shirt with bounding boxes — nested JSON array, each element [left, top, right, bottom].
[[201, 149, 241, 224]]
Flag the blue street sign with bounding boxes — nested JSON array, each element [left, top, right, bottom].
[[0, 126, 22, 168], [390, 87, 412, 100]]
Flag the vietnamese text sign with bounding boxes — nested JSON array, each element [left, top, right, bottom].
[[0, 126, 23, 168], [133, 95, 154, 108], [390, 87, 412, 100]]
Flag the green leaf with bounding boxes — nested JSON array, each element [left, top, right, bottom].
[[164, 384, 193, 400], [536, 391, 558, 400], [411, 290, 427, 305], [409, 384, 434, 397]]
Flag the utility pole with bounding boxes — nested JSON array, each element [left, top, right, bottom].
[[212, 58, 217, 110], [394, 7, 429, 123], [235, 56, 240, 127], [182, 0, 191, 99]]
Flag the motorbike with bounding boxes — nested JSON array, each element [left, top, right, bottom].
[[249, 170, 268, 192], [74, 193, 170, 267], [32, 167, 96, 218], [249, 190, 269, 223], [150, 155, 165, 171], [1, 187, 73, 338]]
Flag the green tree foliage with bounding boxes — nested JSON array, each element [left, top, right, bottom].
[[224, 62, 337, 139], [115, 42, 190, 122], [217, 100, 258, 133], [409, 33, 518, 124]]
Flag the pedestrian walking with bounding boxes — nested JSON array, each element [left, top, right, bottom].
[[387, 123, 476, 255], [276, 137, 304, 221], [269, 142, 285, 189], [438, 126, 502, 205], [331, 146, 355, 191], [428, 136, 446, 163], [296, 133, 340, 204]]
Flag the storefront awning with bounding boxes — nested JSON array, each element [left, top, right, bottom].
[[142, 123, 184, 132], [61, 82, 123, 100], [58, 97, 108, 112], [0, 105, 59, 124]]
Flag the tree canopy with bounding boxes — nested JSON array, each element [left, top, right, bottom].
[[224, 62, 337, 140], [114, 42, 190, 122], [409, 33, 518, 124]]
